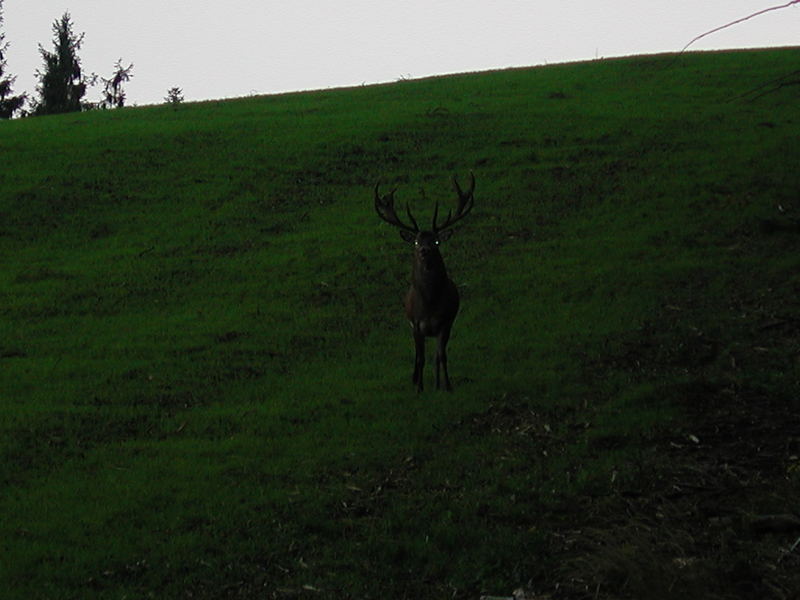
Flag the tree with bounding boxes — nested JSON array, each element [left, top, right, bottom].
[[100, 59, 133, 109], [164, 87, 184, 106], [33, 12, 90, 115], [0, 0, 25, 118]]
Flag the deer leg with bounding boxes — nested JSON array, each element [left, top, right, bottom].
[[436, 327, 453, 391], [412, 329, 425, 393]]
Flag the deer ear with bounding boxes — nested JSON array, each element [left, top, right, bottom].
[[437, 229, 454, 242], [400, 230, 416, 243]]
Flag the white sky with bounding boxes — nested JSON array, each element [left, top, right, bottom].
[[3, 1, 798, 106]]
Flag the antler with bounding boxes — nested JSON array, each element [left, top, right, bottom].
[[433, 171, 475, 232], [375, 181, 420, 233]]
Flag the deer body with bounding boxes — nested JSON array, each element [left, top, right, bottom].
[[405, 250, 460, 391], [405, 273, 459, 337], [375, 174, 475, 392]]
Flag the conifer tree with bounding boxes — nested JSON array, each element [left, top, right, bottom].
[[100, 59, 133, 109], [0, 0, 25, 118], [164, 87, 184, 106], [33, 12, 89, 115]]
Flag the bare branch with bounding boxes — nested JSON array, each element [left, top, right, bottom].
[[732, 68, 800, 102], [681, 1, 800, 54]]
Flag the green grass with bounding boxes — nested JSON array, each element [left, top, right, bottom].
[[2, 49, 800, 598]]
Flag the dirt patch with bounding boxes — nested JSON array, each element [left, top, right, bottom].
[[547, 379, 800, 599], [546, 304, 800, 600]]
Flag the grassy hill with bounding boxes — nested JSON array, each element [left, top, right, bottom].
[[2, 49, 799, 599]]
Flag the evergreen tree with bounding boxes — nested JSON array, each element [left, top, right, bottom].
[[0, 0, 25, 119], [164, 87, 184, 106], [100, 59, 133, 109], [34, 12, 89, 115]]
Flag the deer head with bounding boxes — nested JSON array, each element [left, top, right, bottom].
[[374, 172, 475, 245]]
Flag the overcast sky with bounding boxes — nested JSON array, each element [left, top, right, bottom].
[[3, 1, 798, 106]]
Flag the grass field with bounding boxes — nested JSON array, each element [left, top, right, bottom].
[[2, 49, 800, 599]]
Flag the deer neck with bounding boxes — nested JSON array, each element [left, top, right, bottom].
[[412, 253, 449, 300]]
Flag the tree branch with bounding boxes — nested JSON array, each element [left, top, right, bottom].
[[681, 0, 800, 54], [732, 68, 800, 101]]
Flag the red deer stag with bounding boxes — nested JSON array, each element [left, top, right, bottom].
[[374, 173, 475, 392]]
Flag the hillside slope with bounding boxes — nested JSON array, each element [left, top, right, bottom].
[[2, 49, 799, 599]]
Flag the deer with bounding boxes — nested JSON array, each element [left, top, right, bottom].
[[374, 173, 475, 392]]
